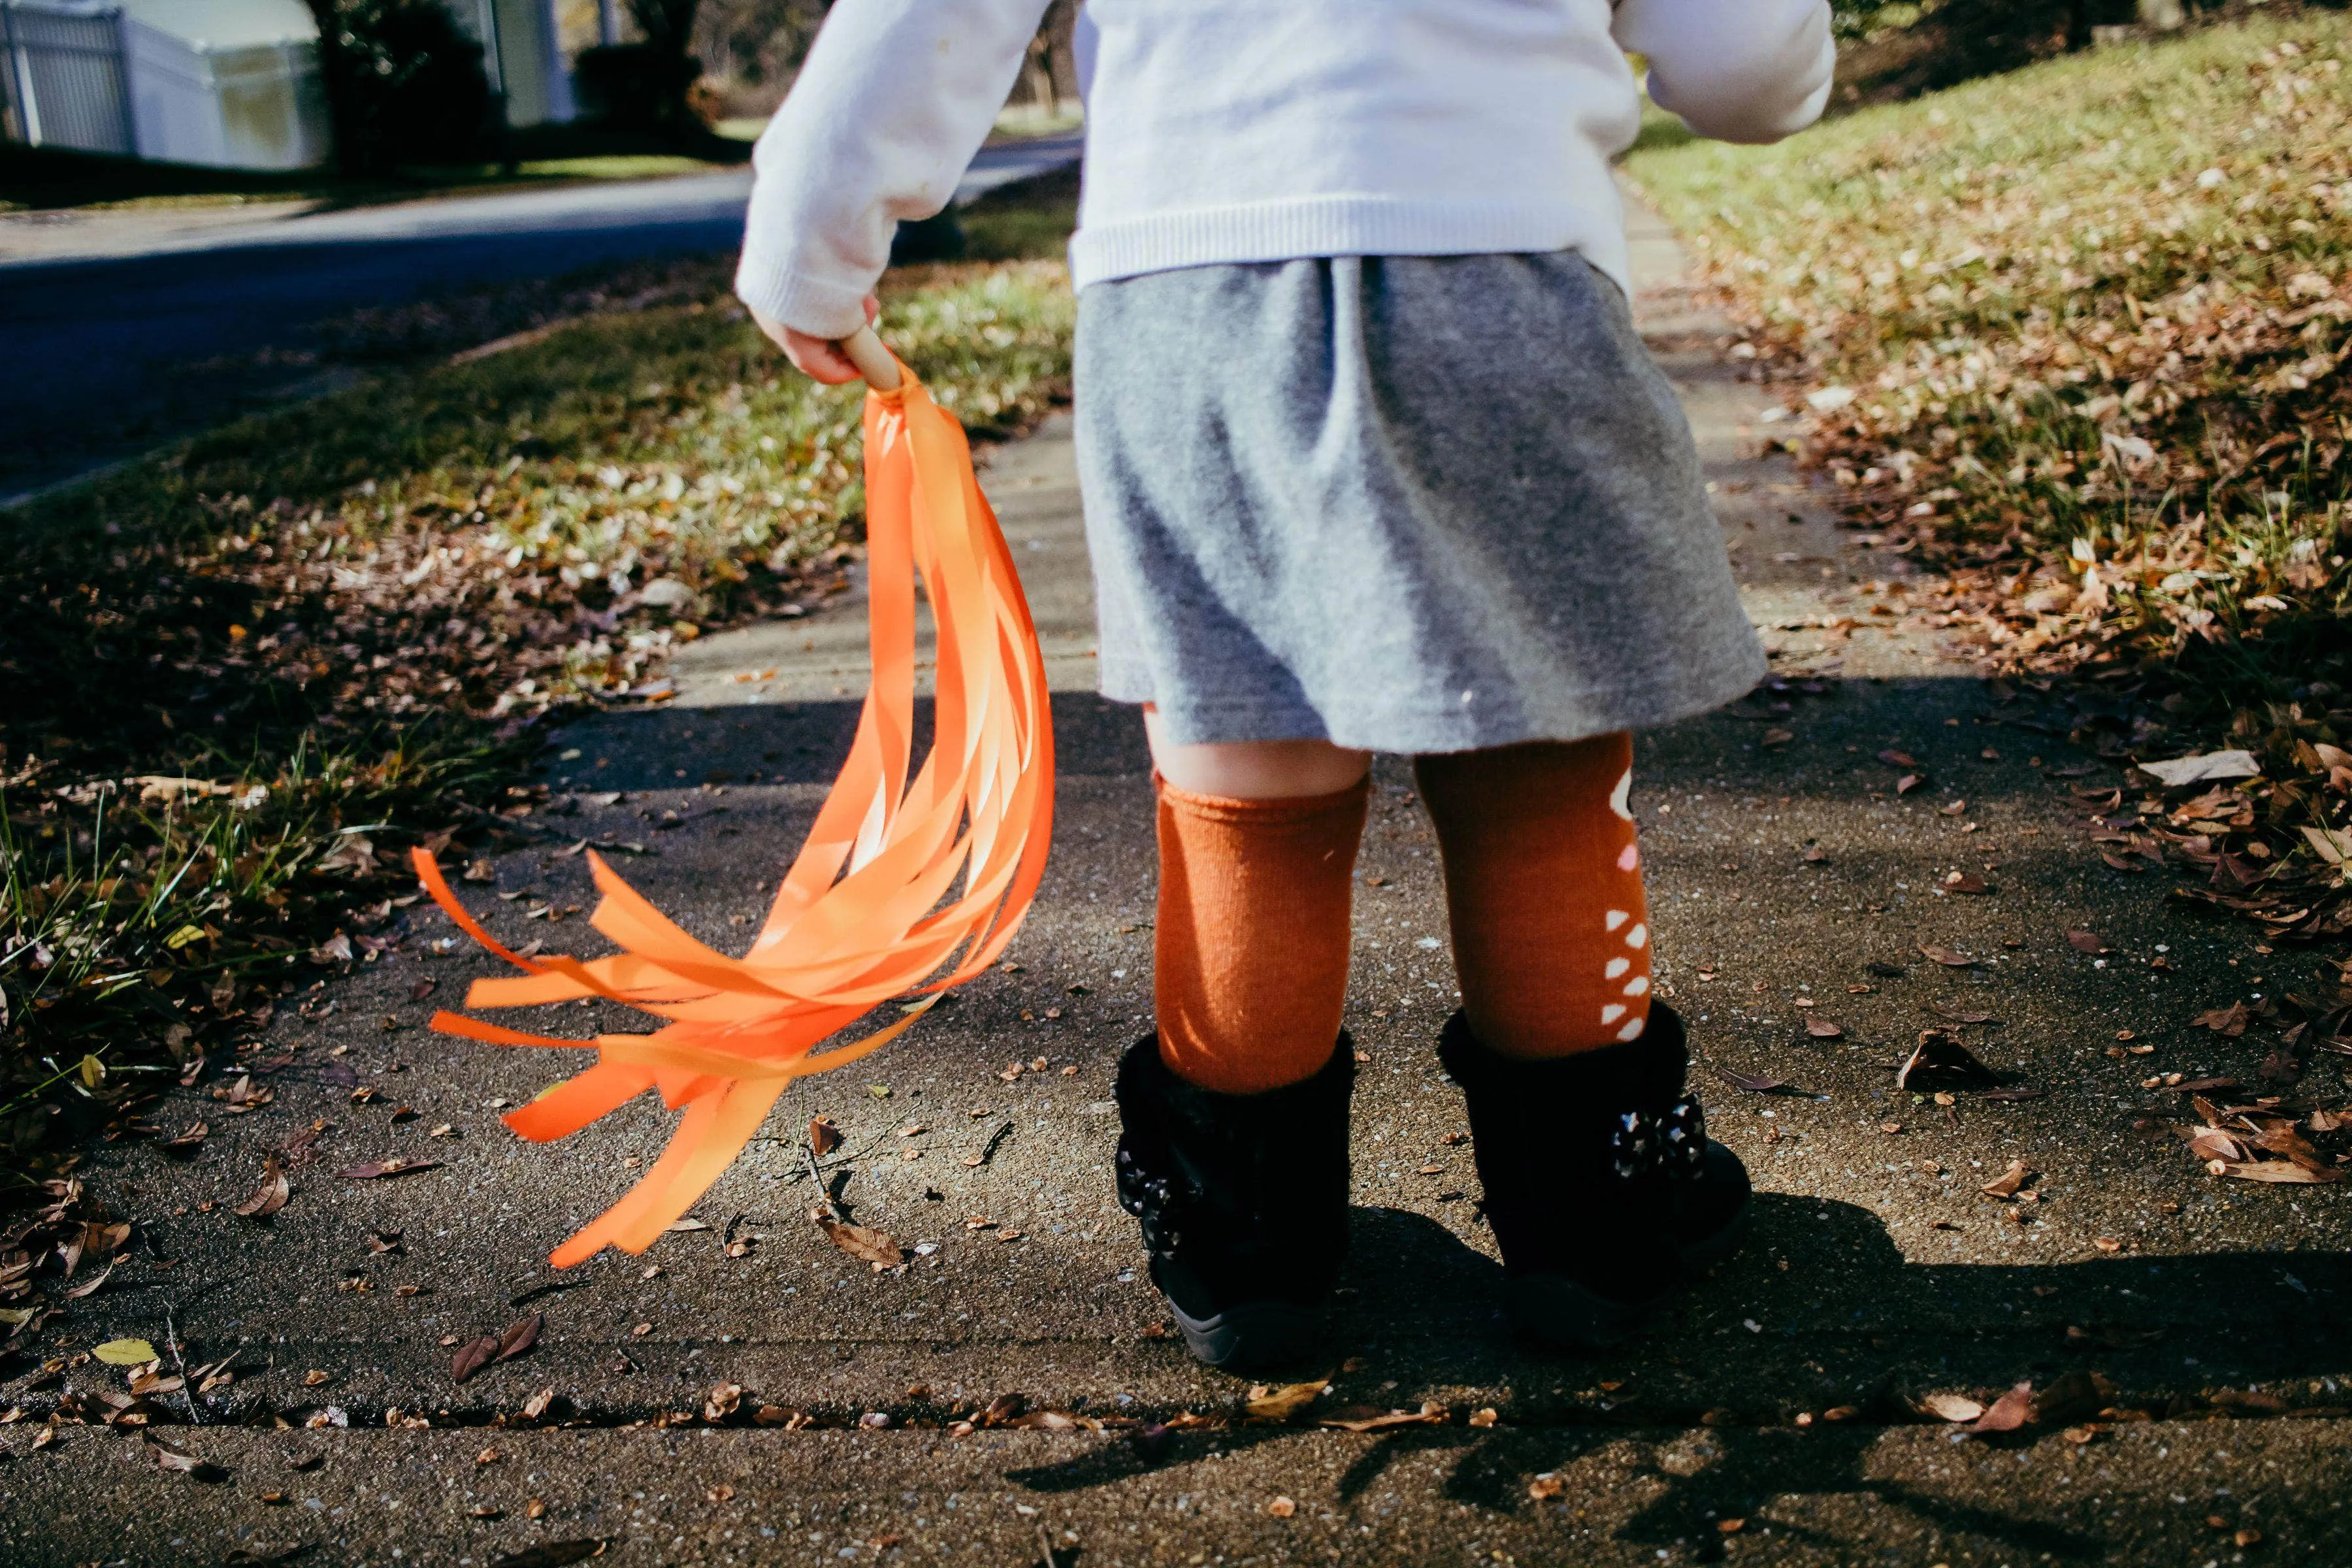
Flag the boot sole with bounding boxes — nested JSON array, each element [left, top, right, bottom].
[[1506, 1273, 1654, 1352], [1169, 1299, 1323, 1372], [1512, 1193, 1752, 1353], [1676, 1190, 1750, 1278]]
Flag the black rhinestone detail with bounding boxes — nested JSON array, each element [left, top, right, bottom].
[[1606, 1098, 1710, 1181]]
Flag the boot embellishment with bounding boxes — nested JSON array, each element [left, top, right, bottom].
[[1115, 1141, 1184, 1260], [1607, 1097, 1711, 1181]]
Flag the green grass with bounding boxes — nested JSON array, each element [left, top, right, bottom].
[[1627, 5, 2352, 935], [1, 175, 1079, 1194]]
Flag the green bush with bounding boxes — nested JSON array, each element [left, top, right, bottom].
[[307, 0, 497, 171]]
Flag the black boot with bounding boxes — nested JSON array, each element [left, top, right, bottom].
[[1437, 1002, 1748, 1350], [1113, 1034, 1354, 1371]]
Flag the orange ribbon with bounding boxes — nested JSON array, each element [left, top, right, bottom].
[[414, 359, 1054, 1267]]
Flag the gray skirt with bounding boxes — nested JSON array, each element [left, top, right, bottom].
[[1071, 250, 1765, 753]]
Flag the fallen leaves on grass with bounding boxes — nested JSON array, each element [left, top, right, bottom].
[[2, 259, 1077, 1193], [1629, 9, 2352, 943]]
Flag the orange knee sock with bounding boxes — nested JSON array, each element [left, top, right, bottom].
[[1154, 774, 1369, 1095], [1414, 734, 1653, 1058]]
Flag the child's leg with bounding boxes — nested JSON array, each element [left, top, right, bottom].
[[1145, 713, 1371, 1094], [1412, 734, 1651, 1058]]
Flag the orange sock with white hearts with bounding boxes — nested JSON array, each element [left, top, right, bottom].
[[1413, 734, 1654, 1058]]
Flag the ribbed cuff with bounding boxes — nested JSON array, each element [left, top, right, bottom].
[[732, 253, 875, 340], [1152, 770, 1371, 826]]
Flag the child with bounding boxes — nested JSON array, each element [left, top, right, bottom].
[[738, 0, 1835, 1369]]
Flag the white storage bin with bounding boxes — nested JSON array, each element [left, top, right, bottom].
[[120, 0, 328, 169]]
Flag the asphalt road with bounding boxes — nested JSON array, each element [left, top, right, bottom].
[[0, 133, 1082, 502]]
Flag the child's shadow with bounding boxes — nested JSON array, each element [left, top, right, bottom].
[[1009, 1194, 2352, 1561]]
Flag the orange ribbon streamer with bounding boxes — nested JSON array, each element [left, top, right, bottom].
[[414, 359, 1054, 1267]]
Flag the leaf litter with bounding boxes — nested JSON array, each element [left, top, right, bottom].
[[1628, 10, 2352, 943]]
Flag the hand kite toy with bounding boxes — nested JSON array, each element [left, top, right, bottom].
[[414, 327, 1054, 1267]]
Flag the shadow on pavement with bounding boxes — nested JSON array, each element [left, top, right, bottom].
[[556, 691, 1154, 789], [1011, 1195, 2349, 1558]]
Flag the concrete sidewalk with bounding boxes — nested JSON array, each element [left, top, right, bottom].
[[7, 201, 2349, 1566]]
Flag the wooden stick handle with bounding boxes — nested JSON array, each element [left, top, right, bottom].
[[840, 325, 902, 391]]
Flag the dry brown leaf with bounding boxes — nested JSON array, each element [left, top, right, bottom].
[[2032, 1371, 2119, 1426], [1980, 1160, 2033, 1199], [1917, 943, 1974, 968], [234, 1160, 291, 1219], [337, 1158, 441, 1180], [809, 1117, 843, 1157], [2191, 1002, 2251, 1037], [60, 1260, 114, 1299], [1918, 1392, 1985, 1423], [1896, 1030, 1999, 1091], [450, 1335, 501, 1384], [812, 1209, 903, 1266], [159, 1122, 209, 1156], [498, 1314, 543, 1362], [1805, 1016, 1844, 1039], [1316, 1404, 1448, 1433], [2219, 1160, 2342, 1184], [1245, 1378, 1329, 1422], [1968, 1381, 2034, 1433]]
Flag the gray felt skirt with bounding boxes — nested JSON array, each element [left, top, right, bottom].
[[1071, 250, 1765, 753]]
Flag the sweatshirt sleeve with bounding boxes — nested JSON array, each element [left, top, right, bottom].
[[735, 0, 1053, 338], [1611, 0, 1835, 146]]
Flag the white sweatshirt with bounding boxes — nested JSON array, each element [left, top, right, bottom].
[[736, 0, 1835, 340]]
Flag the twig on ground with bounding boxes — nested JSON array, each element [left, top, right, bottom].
[[162, 1301, 204, 1425]]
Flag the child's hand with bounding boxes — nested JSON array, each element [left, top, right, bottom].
[[752, 295, 883, 385]]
